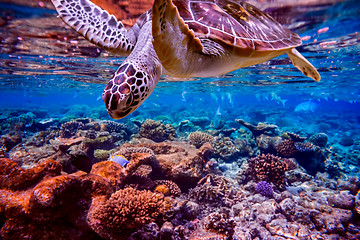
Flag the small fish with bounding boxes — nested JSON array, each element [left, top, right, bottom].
[[109, 154, 129, 167]]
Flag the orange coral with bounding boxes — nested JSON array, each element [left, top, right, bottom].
[[87, 187, 167, 239], [154, 180, 181, 197], [90, 160, 126, 190], [0, 158, 113, 239], [0, 158, 61, 190], [125, 152, 160, 176]]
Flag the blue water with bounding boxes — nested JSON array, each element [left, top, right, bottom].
[[0, 0, 359, 171]]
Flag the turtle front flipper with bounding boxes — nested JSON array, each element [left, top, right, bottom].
[[51, 0, 136, 55], [287, 48, 321, 81]]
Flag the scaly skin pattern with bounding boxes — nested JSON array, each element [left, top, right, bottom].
[[102, 21, 163, 119]]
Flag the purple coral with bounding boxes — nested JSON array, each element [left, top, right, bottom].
[[255, 181, 273, 197]]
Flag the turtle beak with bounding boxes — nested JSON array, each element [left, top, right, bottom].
[[107, 108, 132, 119]]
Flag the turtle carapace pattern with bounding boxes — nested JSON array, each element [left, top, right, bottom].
[[51, 0, 321, 119]]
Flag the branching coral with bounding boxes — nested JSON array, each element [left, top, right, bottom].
[[204, 212, 235, 237], [275, 140, 298, 157], [188, 131, 214, 148], [59, 120, 84, 138], [248, 153, 287, 188], [139, 119, 176, 142], [87, 187, 167, 239], [114, 146, 155, 160], [189, 174, 232, 203], [100, 120, 128, 133], [154, 180, 181, 197]]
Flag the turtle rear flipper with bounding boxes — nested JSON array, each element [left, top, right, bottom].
[[287, 48, 321, 81], [51, 0, 136, 55]]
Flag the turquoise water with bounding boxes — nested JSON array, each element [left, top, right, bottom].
[[0, 0, 359, 171]]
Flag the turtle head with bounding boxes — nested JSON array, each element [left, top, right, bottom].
[[102, 62, 153, 119]]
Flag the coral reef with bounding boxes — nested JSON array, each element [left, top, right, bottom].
[[235, 119, 277, 137], [113, 146, 155, 160], [0, 158, 61, 190], [213, 136, 242, 161], [0, 158, 113, 240], [308, 133, 328, 147], [1, 114, 359, 239], [247, 153, 287, 188], [59, 120, 84, 138], [188, 131, 214, 148], [87, 187, 168, 239], [139, 119, 176, 142], [275, 139, 298, 157], [154, 180, 181, 197], [122, 140, 213, 191], [255, 181, 273, 197], [189, 174, 233, 204], [294, 141, 318, 153], [204, 212, 235, 237]]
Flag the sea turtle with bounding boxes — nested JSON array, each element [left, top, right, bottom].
[[51, 0, 321, 119]]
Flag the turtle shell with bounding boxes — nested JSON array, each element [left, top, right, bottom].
[[172, 0, 301, 51]]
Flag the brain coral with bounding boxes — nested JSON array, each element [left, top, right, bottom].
[[248, 153, 287, 188], [188, 131, 214, 148], [87, 187, 167, 238], [139, 119, 176, 142]]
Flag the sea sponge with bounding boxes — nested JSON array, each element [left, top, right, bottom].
[[139, 119, 176, 142], [154, 180, 181, 197], [275, 140, 298, 157], [87, 187, 167, 238], [248, 153, 287, 188], [93, 149, 110, 160], [188, 131, 214, 148]]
